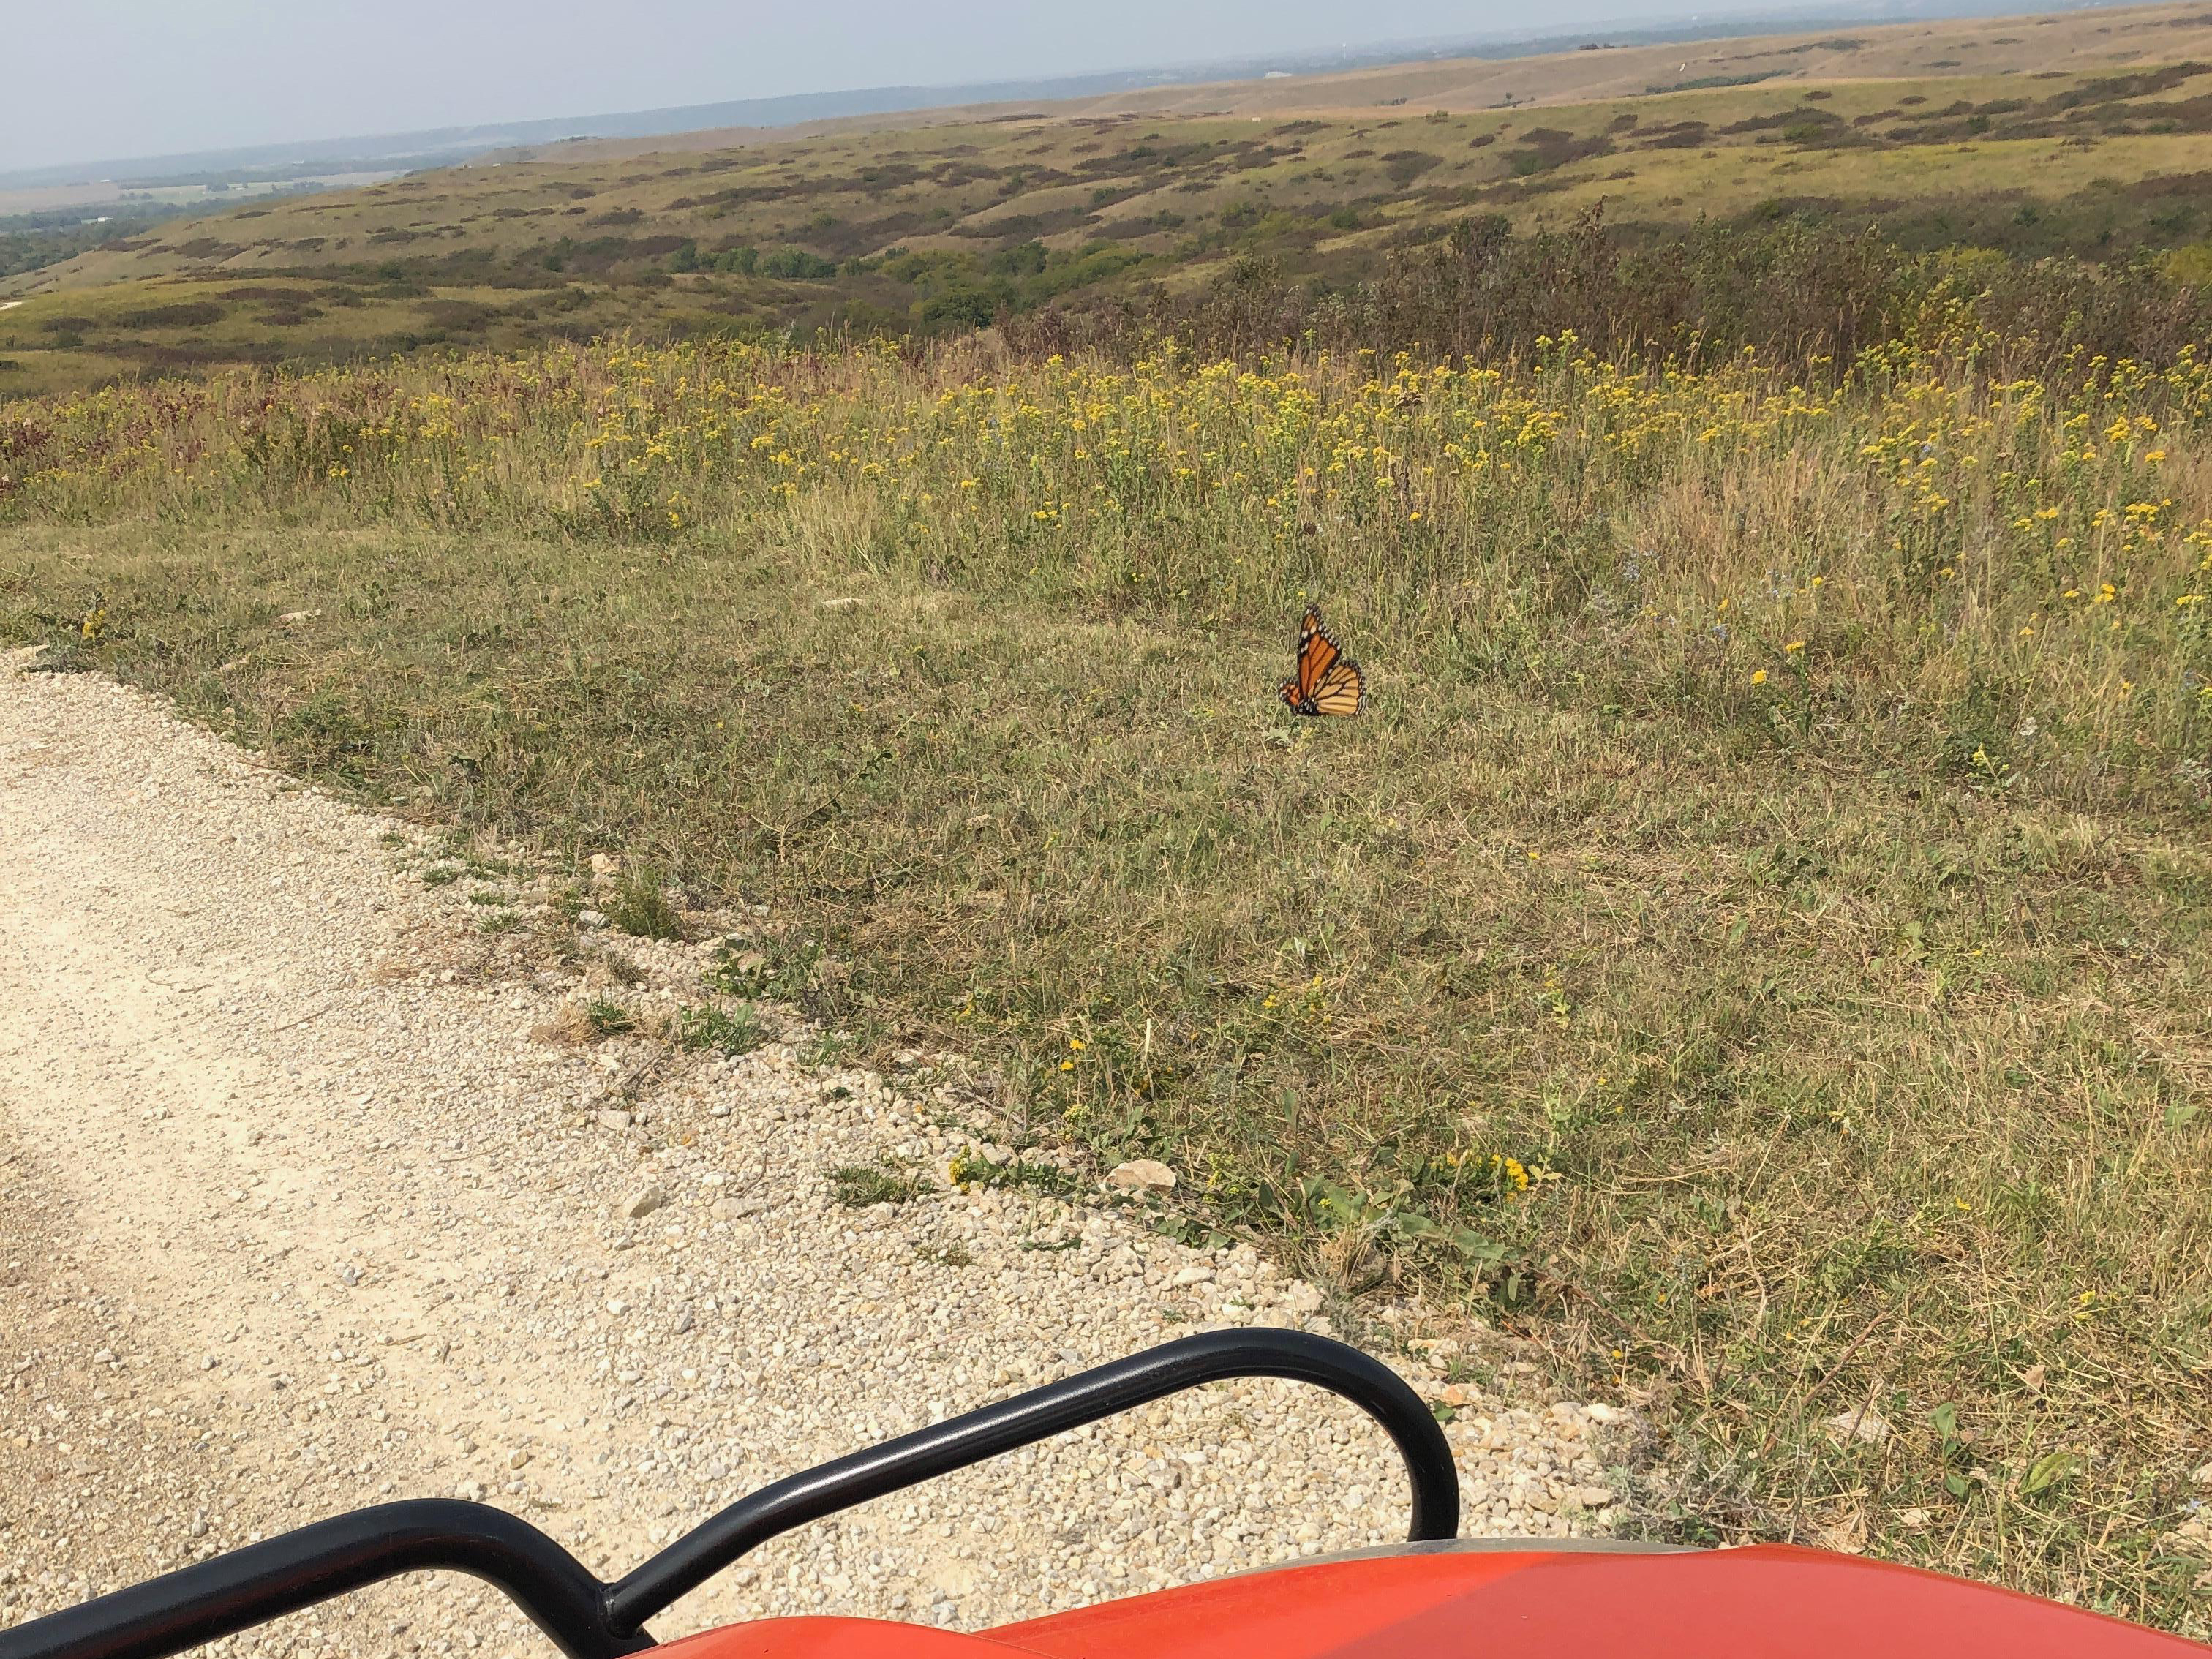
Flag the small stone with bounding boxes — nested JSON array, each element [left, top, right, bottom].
[[621, 1184, 669, 1219], [2192, 1462, 2212, 1486], [1576, 1486, 1615, 1509], [715, 1195, 768, 1219], [1172, 1265, 1215, 1287], [1107, 1159, 1175, 1193], [507, 1449, 530, 1470], [590, 853, 617, 877], [276, 609, 321, 625], [672, 1306, 696, 1336], [596, 1109, 634, 1131]]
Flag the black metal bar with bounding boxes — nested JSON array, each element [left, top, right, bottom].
[[602, 1326, 1456, 1635], [0, 1501, 648, 1659], [0, 1329, 1454, 1659]]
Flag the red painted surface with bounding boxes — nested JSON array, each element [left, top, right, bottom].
[[650, 1545, 2209, 1659]]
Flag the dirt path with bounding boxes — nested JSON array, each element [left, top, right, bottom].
[[0, 658, 1617, 1658]]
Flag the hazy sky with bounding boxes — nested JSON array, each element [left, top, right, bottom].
[[3, 0, 1677, 172]]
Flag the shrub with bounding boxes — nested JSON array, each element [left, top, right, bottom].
[[757, 248, 838, 280]]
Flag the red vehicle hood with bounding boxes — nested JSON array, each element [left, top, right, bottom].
[[654, 1543, 2206, 1659]]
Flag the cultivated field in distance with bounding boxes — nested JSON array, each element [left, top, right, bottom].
[[6, 0, 2212, 1638]]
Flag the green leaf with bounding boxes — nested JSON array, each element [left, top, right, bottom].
[[1943, 1472, 1970, 1498], [1932, 1402, 1958, 1442], [1448, 1227, 1508, 1265], [2023, 1451, 2076, 1495], [2165, 1102, 2200, 1131]]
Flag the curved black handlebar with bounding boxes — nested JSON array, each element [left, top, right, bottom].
[[0, 1502, 640, 1659], [604, 1325, 1456, 1633], [0, 1328, 1457, 1659]]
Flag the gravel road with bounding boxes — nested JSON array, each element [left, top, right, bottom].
[[0, 655, 1620, 1658]]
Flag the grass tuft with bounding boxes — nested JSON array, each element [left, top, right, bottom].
[[949, 1154, 1082, 1198], [673, 1001, 767, 1056], [831, 1164, 923, 1208], [582, 998, 637, 1039], [606, 864, 685, 940]]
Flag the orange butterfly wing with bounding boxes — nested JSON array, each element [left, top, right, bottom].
[[1293, 611, 1339, 699], [1279, 609, 1362, 716], [1309, 658, 1364, 716]]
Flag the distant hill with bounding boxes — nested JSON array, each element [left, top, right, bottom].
[[1, 0, 2107, 203], [7, 0, 2211, 399]]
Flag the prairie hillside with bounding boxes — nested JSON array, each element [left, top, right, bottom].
[[15, 4, 2212, 394]]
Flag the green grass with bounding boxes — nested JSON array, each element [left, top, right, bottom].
[[673, 1001, 767, 1056], [606, 863, 685, 939], [831, 1163, 924, 1207], [949, 1153, 1083, 1199], [4, 330, 2211, 1630], [582, 997, 639, 1039], [7, 510, 2205, 1626]]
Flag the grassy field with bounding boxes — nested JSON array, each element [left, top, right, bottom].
[[4, 322, 2211, 1627], [19, 8, 2212, 394]]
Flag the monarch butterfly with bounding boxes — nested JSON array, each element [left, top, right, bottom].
[[1278, 608, 1365, 717]]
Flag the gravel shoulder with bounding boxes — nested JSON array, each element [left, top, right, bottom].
[[0, 656, 1620, 1657]]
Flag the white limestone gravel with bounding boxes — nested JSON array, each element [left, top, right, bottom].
[[0, 655, 1621, 1658]]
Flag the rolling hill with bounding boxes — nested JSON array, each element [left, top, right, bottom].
[[10, 1, 2212, 395]]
